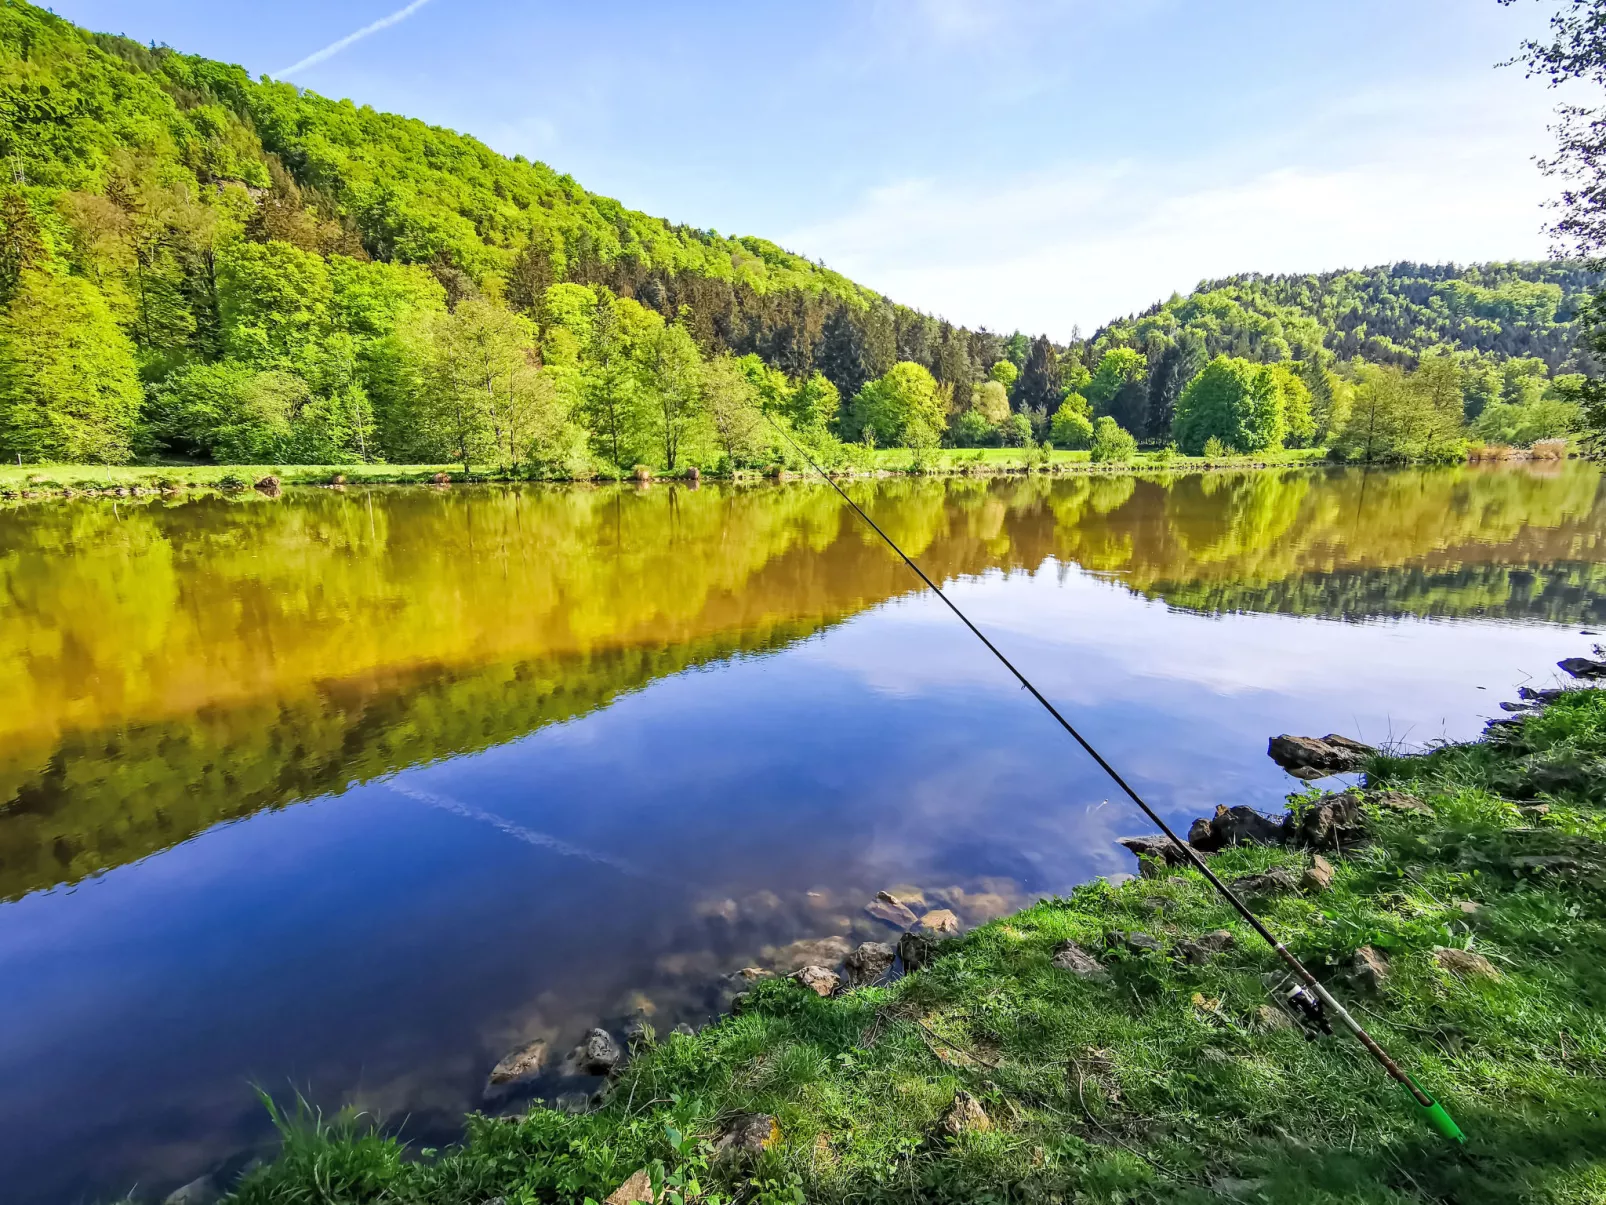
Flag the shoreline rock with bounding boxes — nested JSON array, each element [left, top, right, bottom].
[[1268, 733, 1375, 779]]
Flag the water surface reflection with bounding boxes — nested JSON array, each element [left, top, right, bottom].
[[0, 463, 1602, 1202]]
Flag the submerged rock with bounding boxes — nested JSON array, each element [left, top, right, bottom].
[[163, 1176, 221, 1205], [770, 935, 851, 971], [865, 891, 920, 930], [792, 965, 841, 997], [843, 941, 897, 986], [1268, 734, 1375, 779], [1518, 685, 1568, 703], [919, 908, 961, 935], [1117, 834, 1201, 877], [671, 1022, 697, 1037], [488, 1038, 548, 1086]]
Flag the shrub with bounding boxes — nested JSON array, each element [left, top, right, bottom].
[[1090, 416, 1136, 463], [1049, 400, 1094, 449], [1002, 413, 1033, 447], [1532, 438, 1568, 460], [1202, 435, 1229, 459], [952, 408, 994, 447]]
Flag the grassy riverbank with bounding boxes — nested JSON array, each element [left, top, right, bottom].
[[221, 680, 1606, 1205], [0, 448, 1331, 496]]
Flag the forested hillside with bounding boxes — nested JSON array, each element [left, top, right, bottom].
[[1098, 263, 1601, 370], [0, 0, 1598, 471]]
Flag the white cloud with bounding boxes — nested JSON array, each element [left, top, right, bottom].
[[784, 73, 1558, 336]]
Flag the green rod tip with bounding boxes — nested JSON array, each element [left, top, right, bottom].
[[1423, 1100, 1466, 1143]]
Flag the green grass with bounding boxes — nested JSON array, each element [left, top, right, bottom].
[[0, 462, 466, 491], [0, 448, 1335, 497], [222, 690, 1606, 1204]]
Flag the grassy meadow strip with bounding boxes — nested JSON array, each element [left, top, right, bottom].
[[1, 447, 1331, 496]]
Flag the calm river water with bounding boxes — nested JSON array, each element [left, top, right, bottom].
[[3, 464, 1605, 1202]]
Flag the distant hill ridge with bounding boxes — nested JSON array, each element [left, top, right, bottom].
[[1095, 262, 1601, 374], [0, 0, 1594, 468]]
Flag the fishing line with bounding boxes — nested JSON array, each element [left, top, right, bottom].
[[761, 416, 1465, 1144]]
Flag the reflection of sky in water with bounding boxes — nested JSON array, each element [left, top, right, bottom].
[[1, 480, 1603, 1201]]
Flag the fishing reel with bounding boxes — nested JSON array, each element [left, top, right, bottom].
[[1287, 985, 1333, 1041]]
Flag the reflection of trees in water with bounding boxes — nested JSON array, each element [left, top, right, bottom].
[[1153, 561, 1606, 624], [0, 463, 1601, 900]]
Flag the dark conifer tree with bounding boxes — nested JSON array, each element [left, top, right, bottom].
[[1013, 334, 1062, 414], [1145, 332, 1205, 440], [816, 306, 872, 404], [864, 303, 897, 378], [934, 324, 975, 411]]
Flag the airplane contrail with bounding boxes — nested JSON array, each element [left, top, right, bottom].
[[388, 782, 648, 879], [278, 0, 436, 78]]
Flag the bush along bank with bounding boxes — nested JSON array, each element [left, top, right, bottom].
[[218, 667, 1606, 1205]]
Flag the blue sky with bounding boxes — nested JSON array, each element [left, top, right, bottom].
[[57, 0, 1571, 337]]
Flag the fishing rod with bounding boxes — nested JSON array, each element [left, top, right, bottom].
[[761, 416, 1466, 1146]]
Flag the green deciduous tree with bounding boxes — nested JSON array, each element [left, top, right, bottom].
[[1330, 361, 1466, 463], [1090, 415, 1137, 462], [218, 239, 334, 367], [847, 361, 945, 447], [0, 268, 142, 462], [1172, 356, 1275, 454], [702, 354, 770, 468], [1049, 393, 1094, 449], [973, 380, 1010, 426], [642, 323, 703, 472], [788, 372, 840, 432], [1268, 363, 1315, 447], [1085, 348, 1148, 433], [953, 408, 994, 446]]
